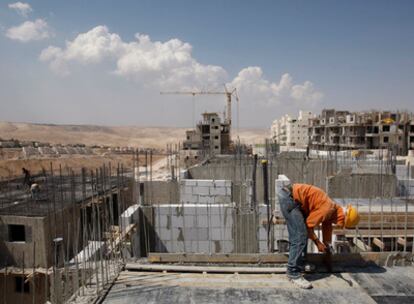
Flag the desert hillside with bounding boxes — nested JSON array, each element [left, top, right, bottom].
[[0, 122, 268, 149]]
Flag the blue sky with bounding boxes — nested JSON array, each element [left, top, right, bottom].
[[0, 0, 413, 128]]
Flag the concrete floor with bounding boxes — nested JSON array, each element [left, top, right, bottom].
[[102, 266, 414, 304]]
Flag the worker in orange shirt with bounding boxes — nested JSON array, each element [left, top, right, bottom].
[[278, 183, 360, 289]]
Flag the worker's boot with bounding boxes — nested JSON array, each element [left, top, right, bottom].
[[288, 275, 313, 289]]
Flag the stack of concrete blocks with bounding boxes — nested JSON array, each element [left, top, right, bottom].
[[152, 202, 234, 254], [179, 179, 232, 205]]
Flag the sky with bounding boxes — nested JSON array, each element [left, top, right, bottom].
[[0, 0, 413, 128]]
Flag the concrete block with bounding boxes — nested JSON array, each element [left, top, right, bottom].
[[171, 216, 184, 227], [159, 228, 171, 240], [157, 215, 170, 228], [196, 180, 214, 187], [198, 241, 210, 253], [211, 228, 222, 240], [210, 215, 223, 228], [259, 241, 268, 253], [209, 205, 229, 215], [184, 206, 197, 215], [170, 228, 181, 239], [182, 179, 197, 186], [181, 185, 194, 194], [194, 186, 210, 195], [162, 240, 172, 252], [196, 216, 209, 228], [225, 187, 232, 196], [191, 241, 199, 252], [214, 196, 231, 204], [213, 180, 231, 187], [183, 215, 195, 227], [258, 227, 267, 241], [198, 195, 214, 204], [210, 187, 227, 196], [222, 241, 234, 253], [173, 241, 185, 253], [222, 228, 233, 240], [159, 206, 173, 215], [197, 228, 209, 240], [180, 193, 197, 203]]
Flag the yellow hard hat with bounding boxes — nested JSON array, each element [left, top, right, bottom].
[[343, 204, 360, 228]]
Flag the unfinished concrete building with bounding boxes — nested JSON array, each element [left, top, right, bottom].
[[182, 112, 231, 164], [1, 148, 414, 303], [309, 109, 413, 155], [0, 165, 135, 304]]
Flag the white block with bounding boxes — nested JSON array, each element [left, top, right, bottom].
[[182, 179, 197, 186], [172, 216, 184, 227], [211, 228, 222, 240], [183, 215, 195, 227], [210, 187, 226, 196], [198, 195, 214, 204], [198, 241, 210, 253], [222, 241, 234, 253], [196, 180, 214, 187], [194, 186, 210, 195], [196, 216, 209, 228], [210, 215, 223, 227]]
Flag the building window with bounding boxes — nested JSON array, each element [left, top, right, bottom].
[[186, 136, 190, 140], [383, 136, 389, 143], [214, 146, 219, 149], [15, 276, 30, 293], [383, 125, 390, 132], [212, 118, 215, 123], [8, 225, 25, 242], [214, 136, 219, 139]]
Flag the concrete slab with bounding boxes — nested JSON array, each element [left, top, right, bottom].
[[102, 270, 385, 304]]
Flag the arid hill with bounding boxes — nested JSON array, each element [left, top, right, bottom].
[[0, 122, 268, 149]]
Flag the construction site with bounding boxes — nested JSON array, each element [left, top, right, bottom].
[[0, 86, 413, 304]]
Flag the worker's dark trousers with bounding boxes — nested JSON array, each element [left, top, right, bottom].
[[278, 188, 308, 278]]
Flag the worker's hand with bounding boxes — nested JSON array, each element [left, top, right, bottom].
[[315, 240, 327, 253]]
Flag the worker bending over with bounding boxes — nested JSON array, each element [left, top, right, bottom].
[[278, 183, 360, 289]]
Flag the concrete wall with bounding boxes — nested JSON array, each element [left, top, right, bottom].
[[0, 215, 47, 268], [0, 273, 48, 304], [327, 173, 398, 198], [180, 179, 232, 204]]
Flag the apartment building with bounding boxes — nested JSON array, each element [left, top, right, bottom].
[[309, 109, 413, 155], [271, 111, 313, 148]]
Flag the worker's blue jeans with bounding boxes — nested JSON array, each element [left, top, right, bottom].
[[278, 188, 308, 279]]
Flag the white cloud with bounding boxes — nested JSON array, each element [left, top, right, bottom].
[[8, 2, 32, 17], [229, 67, 323, 106], [39, 25, 323, 106], [6, 19, 51, 42]]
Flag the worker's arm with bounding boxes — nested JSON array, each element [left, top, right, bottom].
[[322, 221, 333, 244]]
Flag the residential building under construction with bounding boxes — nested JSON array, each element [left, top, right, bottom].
[[309, 109, 413, 155]]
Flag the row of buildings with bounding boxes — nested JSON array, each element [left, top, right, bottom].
[[271, 109, 414, 155]]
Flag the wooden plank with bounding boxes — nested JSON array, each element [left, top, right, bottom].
[[372, 238, 385, 250], [125, 263, 287, 274]]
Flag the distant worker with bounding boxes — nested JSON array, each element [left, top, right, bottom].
[[278, 183, 360, 289], [22, 167, 32, 188], [30, 183, 40, 200]]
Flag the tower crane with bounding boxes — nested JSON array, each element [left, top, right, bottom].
[[160, 86, 239, 135]]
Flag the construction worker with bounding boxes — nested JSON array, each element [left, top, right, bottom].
[[278, 183, 360, 289]]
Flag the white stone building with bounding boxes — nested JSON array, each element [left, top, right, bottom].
[[271, 110, 313, 148]]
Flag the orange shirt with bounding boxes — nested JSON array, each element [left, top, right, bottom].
[[292, 183, 344, 243]]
